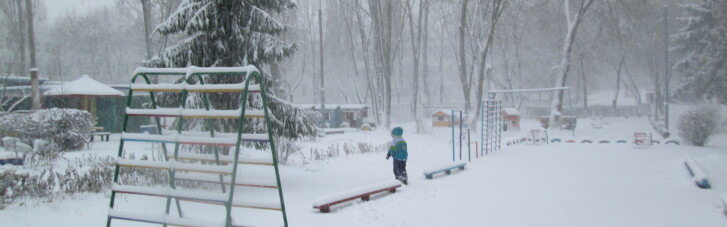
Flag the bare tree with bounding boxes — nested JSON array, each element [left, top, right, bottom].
[[549, 0, 595, 128], [471, 0, 507, 129], [368, 0, 398, 129], [405, 0, 427, 133]]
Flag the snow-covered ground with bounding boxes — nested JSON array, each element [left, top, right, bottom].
[[1, 114, 727, 226]]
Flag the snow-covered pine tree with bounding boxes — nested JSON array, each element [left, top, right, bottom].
[[673, 0, 727, 104], [149, 0, 318, 139]]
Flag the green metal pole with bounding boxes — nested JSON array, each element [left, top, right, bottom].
[[255, 71, 289, 227]]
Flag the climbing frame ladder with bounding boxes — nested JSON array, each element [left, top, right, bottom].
[[482, 99, 502, 155], [106, 66, 288, 227]]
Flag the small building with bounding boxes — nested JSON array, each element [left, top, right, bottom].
[[297, 104, 370, 128], [431, 109, 466, 127], [43, 75, 126, 132], [339, 104, 369, 128], [502, 107, 520, 131]]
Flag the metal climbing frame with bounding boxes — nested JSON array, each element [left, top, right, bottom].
[[481, 98, 502, 156], [106, 66, 288, 227], [481, 87, 575, 155]]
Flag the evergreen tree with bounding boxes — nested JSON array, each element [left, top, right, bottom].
[[673, 0, 727, 104], [150, 0, 318, 139]]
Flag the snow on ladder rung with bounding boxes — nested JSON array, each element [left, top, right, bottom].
[[174, 173, 278, 188], [164, 151, 274, 166], [186, 84, 261, 93], [108, 209, 225, 227], [231, 200, 282, 211], [112, 184, 229, 203], [122, 133, 239, 146], [116, 158, 234, 175], [126, 108, 265, 119], [130, 83, 261, 93], [146, 131, 269, 143], [129, 84, 185, 92]]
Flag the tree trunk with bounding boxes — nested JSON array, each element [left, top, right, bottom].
[[354, 0, 379, 124], [612, 56, 624, 109], [457, 0, 470, 114], [16, 0, 26, 76], [580, 58, 588, 110], [368, 0, 395, 129], [471, 0, 506, 130], [549, 0, 595, 128], [406, 0, 424, 133]]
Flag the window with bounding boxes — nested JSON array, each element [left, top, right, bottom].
[[437, 116, 444, 121], [324, 112, 330, 120]]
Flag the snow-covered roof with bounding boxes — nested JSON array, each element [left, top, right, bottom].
[[432, 109, 465, 116], [44, 75, 125, 97], [503, 107, 520, 116]]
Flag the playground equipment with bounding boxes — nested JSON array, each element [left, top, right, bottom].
[[632, 132, 653, 148], [684, 155, 710, 189], [107, 66, 288, 227], [312, 180, 401, 213], [481, 99, 502, 155], [526, 129, 548, 145], [482, 87, 574, 154], [450, 110, 479, 161], [423, 161, 467, 179]]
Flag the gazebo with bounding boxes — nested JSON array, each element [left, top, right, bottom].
[[43, 75, 126, 132]]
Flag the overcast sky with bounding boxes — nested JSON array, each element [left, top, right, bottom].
[[44, 0, 114, 20]]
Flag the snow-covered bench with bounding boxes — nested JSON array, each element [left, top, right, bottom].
[[684, 155, 710, 189], [312, 180, 401, 213], [91, 132, 111, 142], [632, 132, 652, 148], [423, 161, 466, 179]]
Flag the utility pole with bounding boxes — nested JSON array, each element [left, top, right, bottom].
[[26, 0, 39, 110], [663, 5, 670, 133], [319, 9, 326, 115]]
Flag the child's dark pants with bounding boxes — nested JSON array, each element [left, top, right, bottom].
[[393, 159, 408, 180]]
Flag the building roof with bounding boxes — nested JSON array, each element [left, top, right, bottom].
[[44, 75, 125, 97], [503, 107, 520, 116], [432, 109, 466, 116]]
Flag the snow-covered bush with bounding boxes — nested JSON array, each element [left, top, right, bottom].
[[0, 108, 94, 151], [2, 137, 32, 153], [678, 106, 720, 146], [307, 142, 388, 161], [274, 137, 300, 165], [0, 154, 114, 207]]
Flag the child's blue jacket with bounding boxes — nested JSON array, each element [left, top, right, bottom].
[[388, 137, 408, 160]]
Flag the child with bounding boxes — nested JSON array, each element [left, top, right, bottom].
[[386, 127, 408, 185]]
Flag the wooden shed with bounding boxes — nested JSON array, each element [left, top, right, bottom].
[[502, 107, 521, 131], [431, 109, 465, 127], [42, 75, 126, 132]]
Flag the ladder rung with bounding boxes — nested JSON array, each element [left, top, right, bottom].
[[159, 129, 270, 142], [186, 84, 261, 93], [122, 133, 238, 146], [108, 209, 225, 227], [130, 83, 261, 93], [116, 159, 234, 174], [126, 108, 264, 119], [231, 200, 282, 210], [164, 151, 274, 166], [175, 173, 278, 188], [129, 84, 185, 92], [123, 133, 269, 145], [113, 185, 281, 211], [112, 184, 229, 203]]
